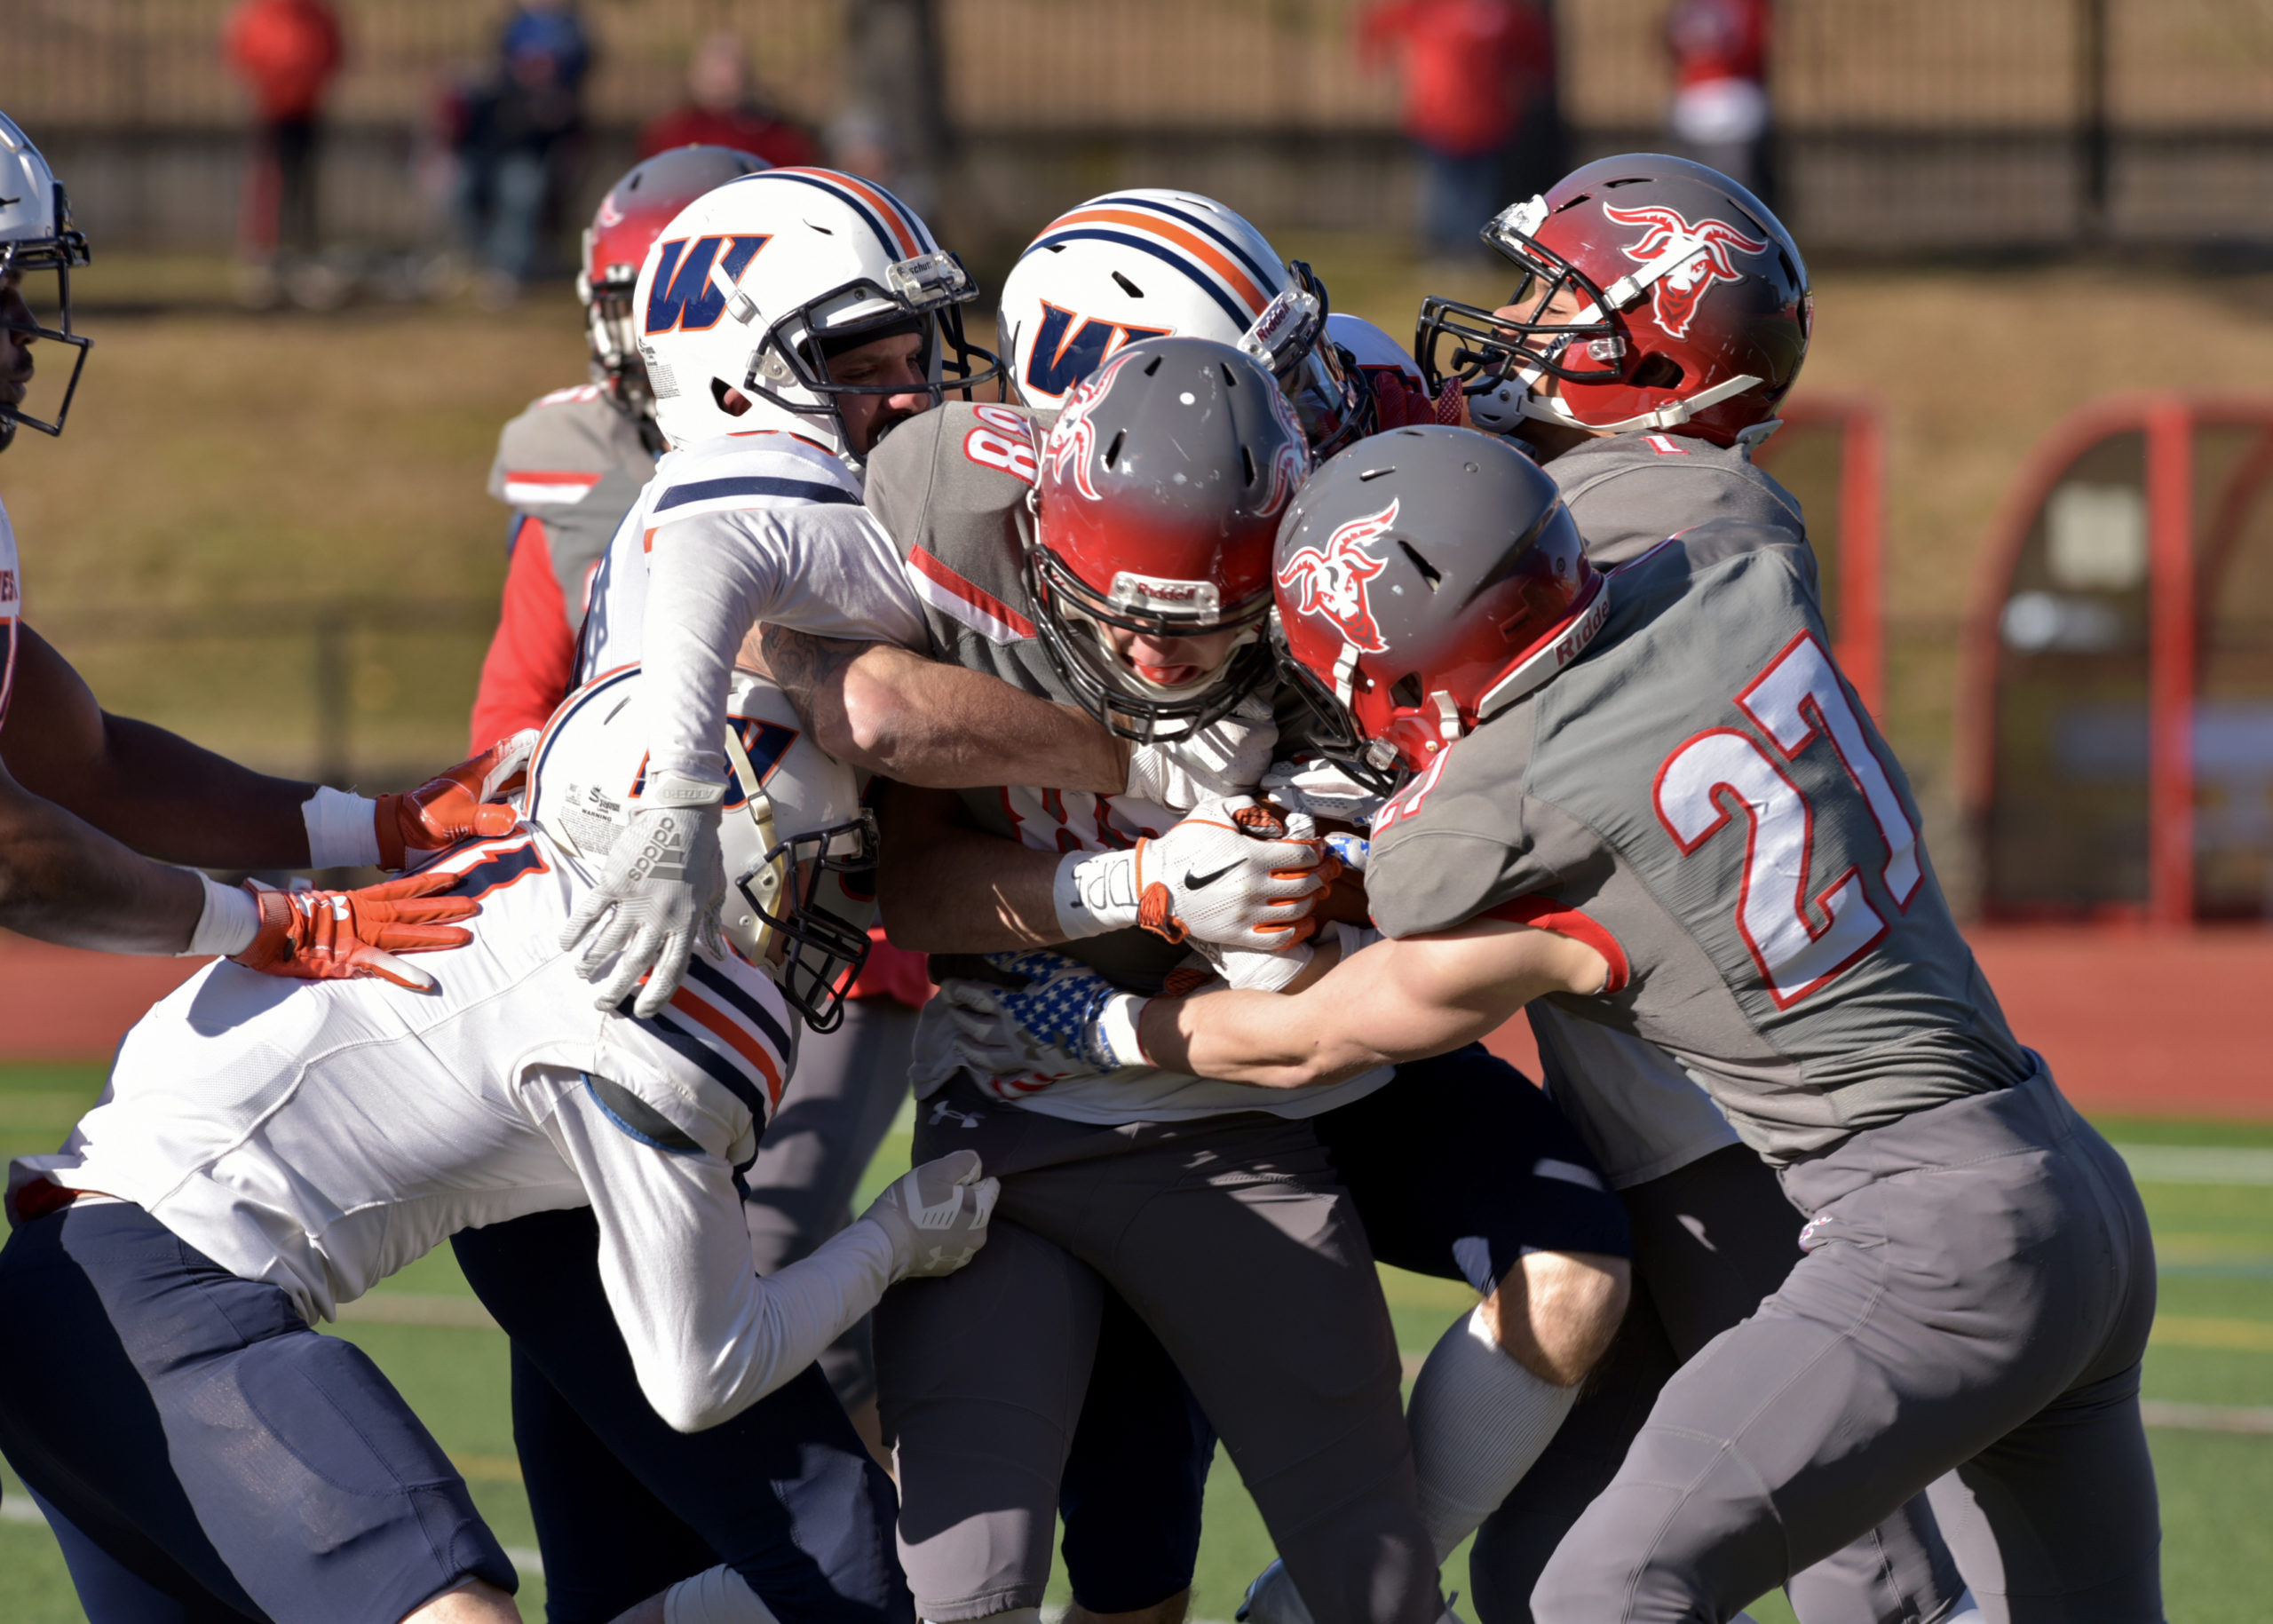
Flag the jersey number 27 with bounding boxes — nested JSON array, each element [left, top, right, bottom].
[[1652, 632, 1921, 1009]]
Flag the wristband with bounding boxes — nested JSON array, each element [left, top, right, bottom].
[[641, 771, 726, 808], [181, 874, 261, 957], [1053, 847, 1140, 939], [1328, 921, 1382, 962], [303, 785, 381, 869], [1097, 992, 1152, 1069]]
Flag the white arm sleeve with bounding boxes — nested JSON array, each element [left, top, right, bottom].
[[537, 1064, 899, 1432], [638, 504, 927, 781]]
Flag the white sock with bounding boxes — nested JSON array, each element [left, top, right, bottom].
[[1406, 1304, 1579, 1562], [664, 1564, 780, 1624]]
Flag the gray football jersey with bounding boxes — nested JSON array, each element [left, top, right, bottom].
[[864, 403, 1188, 994], [487, 384, 661, 632], [1366, 525, 2032, 1164]]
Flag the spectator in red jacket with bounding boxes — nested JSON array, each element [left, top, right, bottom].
[[1666, 0, 1775, 204], [1358, 0, 1560, 261], [638, 33, 819, 168], [222, 0, 344, 297]]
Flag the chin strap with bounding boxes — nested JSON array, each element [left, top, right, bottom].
[[1513, 368, 1765, 435]]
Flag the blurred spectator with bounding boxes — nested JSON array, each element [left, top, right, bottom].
[[222, 0, 343, 301], [1358, 0, 1559, 263], [639, 33, 819, 167], [1665, 0, 1774, 205], [455, 0, 592, 305]]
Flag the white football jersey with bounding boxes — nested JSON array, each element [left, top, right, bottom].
[[0, 491, 21, 726], [12, 826, 897, 1432]]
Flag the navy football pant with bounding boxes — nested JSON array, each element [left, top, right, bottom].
[[453, 1205, 911, 1624]]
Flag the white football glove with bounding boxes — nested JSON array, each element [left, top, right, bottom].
[[1123, 693, 1279, 811], [561, 776, 727, 1017], [1053, 796, 1340, 951], [939, 948, 1149, 1091], [1258, 757, 1386, 828], [1185, 936, 1314, 993], [860, 1148, 1000, 1279]]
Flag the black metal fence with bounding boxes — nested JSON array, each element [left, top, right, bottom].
[[9, 0, 2273, 258]]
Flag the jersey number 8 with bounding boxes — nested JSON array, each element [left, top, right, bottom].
[[1653, 632, 1921, 1009]]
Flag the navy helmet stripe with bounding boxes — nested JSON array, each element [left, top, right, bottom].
[[756, 171, 902, 260], [528, 665, 638, 810], [1086, 194, 1279, 291], [655, 476, 859, 512], [682, 957, 796, 1058], [1028, 228, 1252, 330]]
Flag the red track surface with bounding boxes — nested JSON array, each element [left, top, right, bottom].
[[4, 927, 2269, 1119]]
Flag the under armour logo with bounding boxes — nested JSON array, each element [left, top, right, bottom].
[[929, 1099, 982, 1129]]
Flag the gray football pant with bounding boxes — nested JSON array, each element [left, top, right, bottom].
[[875, 1079, 1442, 1624], [741, 996, 916, 1410], [1472, 1145, 1963, 1624], [1533, 1069, 2161, 1623]]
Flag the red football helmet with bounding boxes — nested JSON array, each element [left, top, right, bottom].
[[1415, 154, 1810, 449], [578, 145, 771, 416], [1029, 336, 1311, 741], [1272, 426, 1604, 783]]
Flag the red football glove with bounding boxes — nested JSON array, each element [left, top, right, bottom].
[[374, 729, 536, 870], [231, 871, 479, 993]]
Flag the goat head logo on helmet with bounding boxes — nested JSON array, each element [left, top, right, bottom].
[[1278, 499, 1396, 654], [1260, 382, 1311, 516], [1041, 348, 1140, 500], [1603, 203, 1770, 343]]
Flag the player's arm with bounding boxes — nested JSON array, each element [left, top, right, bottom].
[[541, 1062, 993, 1431], [467, 514, 576, 749], [1136, 916, 1612, 1089], [875, 780, 1063, 951], [760, 626, 1128, 792], [0, 624, 314, 867], [0, 743, 209, 952]]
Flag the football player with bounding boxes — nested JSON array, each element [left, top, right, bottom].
[[972, 427, 2161, 1624], [1413, 155, 1970, 1624], [0, 110, 511, 985], [0, 663, 999, 1624], [463, 142, 926, 1478]]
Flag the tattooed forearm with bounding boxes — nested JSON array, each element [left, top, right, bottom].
[[755, 626, 873, 735]]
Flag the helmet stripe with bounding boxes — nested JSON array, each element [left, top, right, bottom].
[[763, 167, 922, 259], [1028, 227, 1252, 330], [1086, 194, 1279, 294], [527, 664, 638, 810], [1043, 207, 1271, 316]]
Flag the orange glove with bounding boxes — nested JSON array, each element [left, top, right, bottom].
[[374, 729, 535, 870], [232, 871, 479, 992]]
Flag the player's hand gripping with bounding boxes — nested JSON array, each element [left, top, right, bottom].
[[1053, 796, 1340, 951], [373, 730, 535, 870], [561, 773, 727, 1018], [939, 947, 1150, 1090], [860, 1148, 1000, 1279], [230, 872, 478, 993]]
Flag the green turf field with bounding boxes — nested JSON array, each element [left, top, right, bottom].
[[0, 1066, 2266, 1621]]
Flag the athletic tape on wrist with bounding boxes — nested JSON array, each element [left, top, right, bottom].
[[302, 785, 381, 870], [1054, 848, 1138, 939], [1097, 993, 1151, 1068], [182, 874, 261, 957]]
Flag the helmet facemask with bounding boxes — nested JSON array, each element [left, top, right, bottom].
[[738, 252, 1002, 458], [720, 723, 878, 1034], [579, 262, 652, 416], [1267, 608, 1406, 795], [1240, 261, 1370, 458], [1415, 198, 1626, 412], [1028, 536, 1274, 742], [0, 182, 91, 451]]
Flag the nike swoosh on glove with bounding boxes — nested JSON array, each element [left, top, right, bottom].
[[1122, 693, 1279, 810], [562, 796, 726, 1017], [375, 729, 537, 870], [939, 948, 1148, 1092], [1055, 796, 1342, 950], [861, 1148, 1000, 1279], [232, 871, 479, 992]]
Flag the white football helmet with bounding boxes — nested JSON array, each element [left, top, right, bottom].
[[630, 166, 999, 460], [527, 665, 879, 1032], [998, 188, 1366, 453], [0, 110, 91, 450]]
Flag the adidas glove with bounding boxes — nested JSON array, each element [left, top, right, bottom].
[[1053, 796, 1339, 951], [861, 1148, 999, 1279], [562, 773, 727, 1017]]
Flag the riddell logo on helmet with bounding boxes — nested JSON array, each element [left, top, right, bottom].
[[1278, 500, 1396, 654], [1109, 572, 1221, 616], [1602, 203, 1769, 343]]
